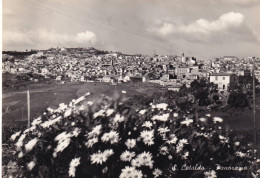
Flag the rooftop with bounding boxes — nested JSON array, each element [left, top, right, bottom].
[[210, 73, 233, 76]]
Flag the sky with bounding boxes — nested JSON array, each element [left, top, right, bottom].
[[2, 0, 260, 59]]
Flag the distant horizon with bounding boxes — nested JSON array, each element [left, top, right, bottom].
[[2, 46, 259, 61]]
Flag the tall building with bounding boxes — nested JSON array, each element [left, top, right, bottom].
[[181, 52, 186, 63]]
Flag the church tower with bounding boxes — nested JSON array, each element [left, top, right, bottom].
[[181, 52, 186, 63]]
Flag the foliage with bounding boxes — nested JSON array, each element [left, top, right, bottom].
[[10, 92, 259, 177], [151, 79, 221, 113], [227, 91, 249, 108], [2, 51, 38, 61], [188, 78, 218, 107], [126, 94, 153, 107], [2, 72, 49, 90], [229, 75, 259, 97]]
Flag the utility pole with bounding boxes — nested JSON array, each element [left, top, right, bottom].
[[22, 107, 23, 120], [252, 58, 257, 150], [27, 90, 30, 128]]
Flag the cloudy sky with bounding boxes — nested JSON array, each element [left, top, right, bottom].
[[2, 0, 260, 59]]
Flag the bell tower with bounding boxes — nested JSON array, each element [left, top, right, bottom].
[[181, 52, 186, 63]]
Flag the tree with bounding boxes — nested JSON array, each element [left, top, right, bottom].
[[187, 78, 217, 107], [227, 91, 249, 108], [229, 75, 259, 97]]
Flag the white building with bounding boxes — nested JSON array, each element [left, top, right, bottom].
[[209, 73, 238, 90], [41, 68, 49, 75], [80, 76, 86, 82], [254, 69, 260, 82]]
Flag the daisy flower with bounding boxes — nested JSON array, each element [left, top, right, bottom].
[[182, 151, 189, 160], [88, 125, 102, 138], [113, 114, 125, 123], [142, 121, 153, 129], [120, 151, 136, 162], [103, 149, 114, 157], [54, 138, 71, 156], [90, 149, 114, 165], [119, 166, 142, 178], [131, 158, 142, 168], [125, 139, 136, 149], [101, 133, 111, 142], [23, 125, 37, 134], [166, 134, 178, 144], [93, 109, 105, 118], [180, 118, 193, 126], [139, 109, 146, 115], [41, 116, 62, 128], [55, 131, 70, 141], [199, 117, 207, 122], [143, 139, 154, 146], [179, 139, 188, 145], [101, 131, 119, 144], [47, 107, 54, 113], [102, 167, 108, 174], [25, 138, 38, 152], [159, 146, 169, 155], [140, 130, 154, 146], [219, 135, 225, 140], [234, 141, 240, 146], [213, 117, 223, 123], [158, 127, 170, 134], [235, 151, 247, 158], [204, 170, 217, 178], [31, 117, 42, 126], [153, 168, 163, 178], [90, 152, 107, 165], [74, 95, 86, 104], [79, 105, 86, 111], [131, 169, 143, 178], [137, 151, 154, 168], [173, 113, 178, 118], [195, 132, 211, 138], [53, 132, 72, 156], [15, 134, 26, 149], [18, 152, 23, 158], [151, 113, 169, 122], [71, 128, 81, 137], [69, 158, 81, 177], [176, 139, 188, 153], [85, 137, 98, 148], [58, 103, 67, 111], [10, 131, 21, 141], [109, 131, 120, 144], [140, 130, 154, 139], [87, 101, 93, 106], [155, 103, 168, 110], [64, 109, 72, 118], [27, 161, 36, 171], [205, 114, 211, 117], [106, 109, 114, 116]]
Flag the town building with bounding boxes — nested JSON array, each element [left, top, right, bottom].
[[254, 69, 260, 82], [209, 73, 238, 90]]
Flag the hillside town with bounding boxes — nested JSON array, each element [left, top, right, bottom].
[[2, 47, 260, 91]]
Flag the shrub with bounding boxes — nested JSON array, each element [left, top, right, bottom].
[[10, 92, 259, 177]]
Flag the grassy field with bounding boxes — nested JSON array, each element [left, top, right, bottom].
[[2, 82, 165, 125]]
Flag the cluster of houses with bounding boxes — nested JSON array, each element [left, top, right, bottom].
[[2, 48, 260, 92]]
